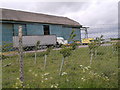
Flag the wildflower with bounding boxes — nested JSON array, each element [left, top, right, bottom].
[[97, 75, 101, 78], [27, 84, 30, 87], [89, 71, 94, 75], [106, 78, 109, 81], [41, 75, 44, 78], [61, 72, 67, 76], [50, 77, 53, 79], [84, 67, 89, 70], [101, 73, 104, 75], [16, 87, 18, 89], [20, 81, 23, 84], [112, 73, 116, 75], [104, 76, 109, 81], [16, 78, 19, 80], [51, 85, 54, 88], [56, 84, 59, 86], [81, 77, 86, 82], [78, 87, 80, 88], [81, 78, 84, 80], [44, 73, 50, 76], [83, 79, 86, 82], [29, 70, 32, 72], [35, 74, 38, 77], [94, 73, 97, 76], [54, 85, 57, 88], [66, 79, 69, 82], [79, 65, 83, 67], [41, 80, 44, 83], [82, 69, 85, 72], [45, 78, 48, 80], [87, 66, 91, 69], [105, 76, 108, 79]]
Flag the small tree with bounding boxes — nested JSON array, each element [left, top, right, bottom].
[[1, 42, 13, 59], [94, 35, 103, 56], [2, 42, 13, 52], [59, 46, 72, 76], [34, 41, 40, 64], [68, 29, 77, 50], [88, 42, 96, 65], [112, 41, 120, 54], [88, 35, 103, 65], [43, 47, 52, 70], [59, 30, 77, 75]]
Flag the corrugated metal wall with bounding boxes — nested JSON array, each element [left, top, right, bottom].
[[27, 23, 43, 35], [50, 24, 63, 37], [2, 23, 13, 44], [2, 21, 81, 44], [13, 24, 26, 36]]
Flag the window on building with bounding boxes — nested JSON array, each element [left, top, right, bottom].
[[43, 25, 50, 35]]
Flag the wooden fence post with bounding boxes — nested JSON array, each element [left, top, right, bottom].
[[18, 26, 24, 86], [59, 57, 64, 76], [44, 54, 47, 70]]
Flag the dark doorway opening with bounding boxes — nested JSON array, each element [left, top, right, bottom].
[[43, 25, 50, 35]]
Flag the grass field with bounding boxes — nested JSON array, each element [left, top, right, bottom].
[[2, 46, 118, 88]]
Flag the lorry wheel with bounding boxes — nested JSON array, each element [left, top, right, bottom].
[[23, 46, 35, 51]]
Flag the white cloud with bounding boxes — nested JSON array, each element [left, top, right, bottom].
[[0, 1, 118, 26], [63, 1, 118, 26], [0, 0, 118, 38]]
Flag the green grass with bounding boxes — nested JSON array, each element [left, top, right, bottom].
[[2, 46, 118, 88]]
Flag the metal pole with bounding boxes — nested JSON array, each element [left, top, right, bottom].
[[85, 28, 88, 39], [18, 26, 24, 85]]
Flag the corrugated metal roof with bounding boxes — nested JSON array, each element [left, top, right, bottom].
[[0, 8, 81, 27]]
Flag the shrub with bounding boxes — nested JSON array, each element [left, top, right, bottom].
[[60, 47, 72, 58]]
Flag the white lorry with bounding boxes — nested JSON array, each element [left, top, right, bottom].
[[57, 37, 68, 45], [13, 35, 57, 49], [13, 35, 68, 49]]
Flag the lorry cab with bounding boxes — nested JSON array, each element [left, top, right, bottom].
[[57, 37, 68, 45], [82, 38, 94, 45]]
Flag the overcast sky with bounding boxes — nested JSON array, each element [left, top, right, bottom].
[[0, 0, 119, 39]]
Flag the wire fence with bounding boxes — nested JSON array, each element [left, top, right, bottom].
[[81, 24, 118, 39], [1, 26, 119, 88]]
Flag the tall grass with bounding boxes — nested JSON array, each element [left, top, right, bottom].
[[2, 46, 118, 88]]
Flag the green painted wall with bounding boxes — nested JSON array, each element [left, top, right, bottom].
[[13, 24, 27, 36], [50, 24, 63, 37], [1, 21, 81, 45], [27, 23, 44, 35], [2, 23, 13, 44]]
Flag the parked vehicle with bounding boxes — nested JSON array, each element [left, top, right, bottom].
[[13, 35, 70, 50], [13, 35, 57, 49], [56, 37, 68, 45], [81, 38, 94, 45], [102, 38, 111, 43]]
